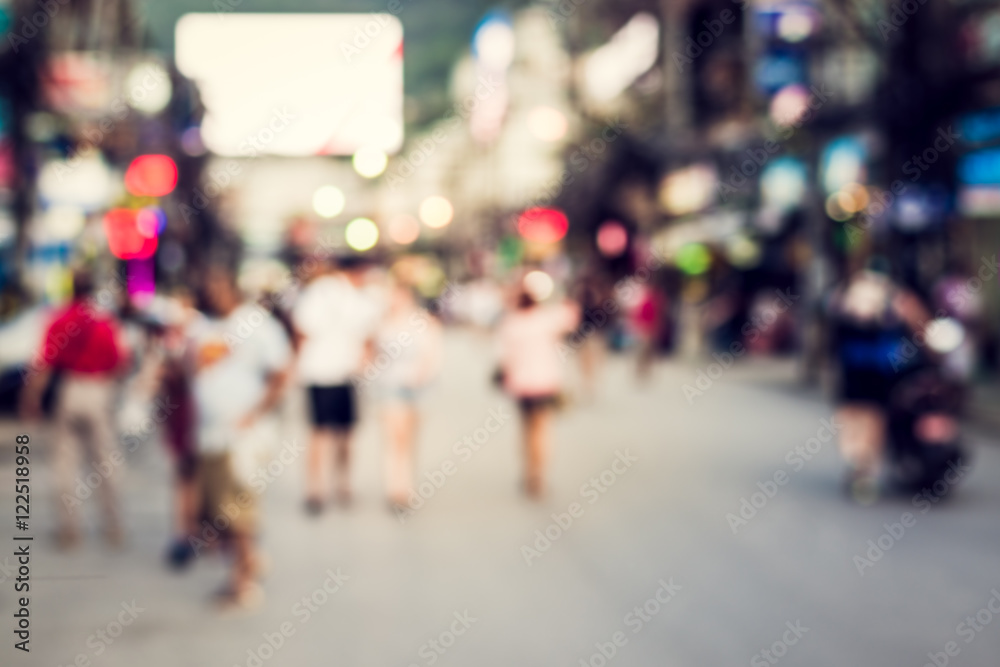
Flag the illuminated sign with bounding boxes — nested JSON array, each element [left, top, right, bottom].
[[958, 148, 1000, 185], [958, 107, 1000, 145], [176, 13, 404, 157]]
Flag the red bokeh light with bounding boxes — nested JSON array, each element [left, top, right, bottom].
[[517, 207, 569, 244], [104, 208, 158, 259], [124, 154, 178, 197]]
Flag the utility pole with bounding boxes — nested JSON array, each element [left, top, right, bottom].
[[661, 0, 692, 134], [1, 0, 47, 295]]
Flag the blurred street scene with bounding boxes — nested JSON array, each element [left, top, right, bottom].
[[0, 0, 999, 664]]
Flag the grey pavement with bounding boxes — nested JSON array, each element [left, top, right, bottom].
[[2, 329, 1000, 666]]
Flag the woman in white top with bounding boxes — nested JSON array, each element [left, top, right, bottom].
[[375, 279, 443, 508], [497, 282, 579, 499]]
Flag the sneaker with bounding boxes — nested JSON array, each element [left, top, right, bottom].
[[54, 527, 81, 551], [845, 469, 881, 506], [166, 539, 196, 571], [523, 477, 545, 501], [104, 524, 125, 550], [304, 498, 324, 516], [214, 582, 264, 614]]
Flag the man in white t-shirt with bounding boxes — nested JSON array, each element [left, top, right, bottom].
[[189, 268, 291, 610], [292, 256, 381, 513]]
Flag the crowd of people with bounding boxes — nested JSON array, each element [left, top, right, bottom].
[[18, 255, 596, 611], [16, 247, 977, 610]]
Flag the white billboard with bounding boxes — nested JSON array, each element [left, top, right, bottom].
[[176, 13, 404, 157]]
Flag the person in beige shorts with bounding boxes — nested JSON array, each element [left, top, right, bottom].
[[20, 272, 130, 548], [196, 453, 259, 537], [187, 268, 290, 611]]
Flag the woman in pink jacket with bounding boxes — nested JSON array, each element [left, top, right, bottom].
[[498, 281, 579, 499]]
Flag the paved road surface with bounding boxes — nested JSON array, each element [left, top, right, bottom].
[[2, 329, 999, 666]]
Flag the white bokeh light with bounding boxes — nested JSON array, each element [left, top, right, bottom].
[[419, 196, 454, 229], [523, 270, 554, 302], [345, 217, 379, 251], [353, 146, 389, 178], [125, 60, 172, 114], [312, 186, 345, 218]]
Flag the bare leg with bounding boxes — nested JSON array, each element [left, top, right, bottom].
[[52, 407, 82, 546], [837, 404, 886, 475], [306, 427, 333, 503], [229, 530, 259, 602], [384, 403, 416, 505], [579, 336, 598, 401], [520, 407, 532, 491], [636, 336, 655, 384], [838, 403, 886, 503], [176, 476, 198, 537], [333, 429, 353, 505], [87, 396, 122, 545], [524, 408, 553, 499]]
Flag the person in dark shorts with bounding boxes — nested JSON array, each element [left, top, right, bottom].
[[292, 257, 381, 513], [308, 385, 356, 429], [830, 260, 930, 502], [497, 278, 579, 499]]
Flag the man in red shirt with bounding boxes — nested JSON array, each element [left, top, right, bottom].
[[20, 272, 130, 548]]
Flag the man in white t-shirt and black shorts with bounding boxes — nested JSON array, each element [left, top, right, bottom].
[[292, 256, 381, 514]]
